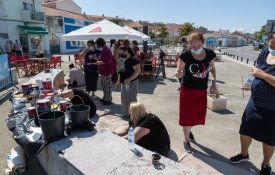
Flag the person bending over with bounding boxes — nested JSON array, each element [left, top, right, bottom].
[[114, 102, 170, 156], [58, 88, 96, 118]]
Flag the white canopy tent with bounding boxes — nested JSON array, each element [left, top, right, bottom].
[[123, 26, 151, 41], [62, 19, 142, 41]]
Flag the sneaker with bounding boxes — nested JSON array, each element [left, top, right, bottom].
[[189, 131, 195, 142], [229, 154, 250, 164], [183, 142, 192, 153], [260, 164, 272, 175]]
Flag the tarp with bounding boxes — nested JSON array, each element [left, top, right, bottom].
[[123, 26, 150, 41], [62, 19, 141, 41], [17, 25, 48, 34]]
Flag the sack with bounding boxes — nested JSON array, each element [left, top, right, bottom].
[[13, 120, 44, 159], [5, 112, 28, 131]]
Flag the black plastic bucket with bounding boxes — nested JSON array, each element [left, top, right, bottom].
[[66, 105, 90, 128], [38, 111, 65, 141]]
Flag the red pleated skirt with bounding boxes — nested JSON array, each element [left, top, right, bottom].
[[179, 86, 207, 126]]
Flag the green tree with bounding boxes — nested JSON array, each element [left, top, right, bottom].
[[110, 18, 121, 25], [179, 22, 194, 37], [195, 26, 208, 34], [157, 25, 169, 40], [255, 25, 267, 40], [148, 31, 156, 39]]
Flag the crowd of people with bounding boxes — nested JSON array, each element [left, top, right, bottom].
[[4, 39, 23, 56], [2, 37, 44, 58], [64, 32, 275, 175]]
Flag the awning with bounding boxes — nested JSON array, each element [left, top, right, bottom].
[[18, 25, 48, 34]]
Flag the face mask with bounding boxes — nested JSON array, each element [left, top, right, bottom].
[[269, 47, 275, 56], [191, 47, 204, 55]]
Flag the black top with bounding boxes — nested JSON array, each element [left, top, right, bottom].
[[71, 89, 96, 117], [84, 49, 101, 72], [136, 114, 170, 152], [119, 57, 140, 83], [180, 48, 216, 90]]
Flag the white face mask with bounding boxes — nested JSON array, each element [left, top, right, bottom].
[[191, 47, 204, 55], [269, 47, 275, 56]]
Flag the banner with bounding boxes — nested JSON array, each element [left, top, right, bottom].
[[0, 54, 12, 90]]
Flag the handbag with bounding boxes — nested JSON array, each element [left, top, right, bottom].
[[252, 65, 275, 111]]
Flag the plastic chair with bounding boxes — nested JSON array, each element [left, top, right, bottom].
[[14, 56, 30, 77], [55, 56, 62, 69], [74, 53, 83, 69], [43, 57, 56, 70]]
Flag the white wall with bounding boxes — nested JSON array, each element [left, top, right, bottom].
[[3, 0, 22, 20], [2, 0, 43, 21], [34, 0, 43, 11], [0, 0, 6, 17], [7, 21, 24, 42]]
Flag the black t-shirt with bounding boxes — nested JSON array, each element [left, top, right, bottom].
[[71, 89, 96, 117], [180, 48, 216, 90], [136, 114, 170, 153], [119, 57, 140, 83]]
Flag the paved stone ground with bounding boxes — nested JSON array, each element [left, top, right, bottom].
[[1, 53, 274, 174]]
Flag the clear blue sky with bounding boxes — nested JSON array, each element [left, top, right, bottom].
[[74, 0, 274, 33]]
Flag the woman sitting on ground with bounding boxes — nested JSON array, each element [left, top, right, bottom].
[[115, 102, 171, 156]]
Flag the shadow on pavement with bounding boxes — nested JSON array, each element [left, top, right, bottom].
[[214, 109, 235, 115], [192, 141, 259, 175], [216, 80, 226, 84], [166, 149, 179, 162], [138, 78, 163, 94]]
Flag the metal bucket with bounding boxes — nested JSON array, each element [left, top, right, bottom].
[[66, 105, 90, 128], [38, 111, 65, 141]]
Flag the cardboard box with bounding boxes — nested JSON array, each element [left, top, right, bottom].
[[207, 95, 227, 111]]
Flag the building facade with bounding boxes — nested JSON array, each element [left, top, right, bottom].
[[43, 0, 81, 14], [0, 0, 50, 55], [43, 6, 92, 53]]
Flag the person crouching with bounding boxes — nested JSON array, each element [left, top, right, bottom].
[[114, 102, 171, 156]]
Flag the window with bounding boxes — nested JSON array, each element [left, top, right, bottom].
[[23, 2, 33, 12]]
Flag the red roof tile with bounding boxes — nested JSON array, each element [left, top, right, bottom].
[[127, 22, 143, 28], [43, 6, 92, 21]]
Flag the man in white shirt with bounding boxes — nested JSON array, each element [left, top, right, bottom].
[[68, 63, 85, 89]]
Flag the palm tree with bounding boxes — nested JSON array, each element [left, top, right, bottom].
[[179, 22, 194, 37]]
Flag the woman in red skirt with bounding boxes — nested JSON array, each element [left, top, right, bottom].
[[175, 32, 217, 153]]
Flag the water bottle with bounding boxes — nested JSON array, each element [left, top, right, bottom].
[[53, 89, 60, 105], [128, 127, 135, 150], [125, 83, 129, 92]]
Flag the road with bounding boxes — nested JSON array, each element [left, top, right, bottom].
[[220, 45, 260, 61]]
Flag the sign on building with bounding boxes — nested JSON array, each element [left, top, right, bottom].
[[0, 54, 12, 90]]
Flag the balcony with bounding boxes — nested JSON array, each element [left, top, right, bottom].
[[21, 9, 45, 23]]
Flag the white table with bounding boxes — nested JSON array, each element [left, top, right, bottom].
[[28, 69, 65, 89]]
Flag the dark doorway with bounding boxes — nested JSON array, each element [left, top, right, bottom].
[[19, 34, 29, 54]]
